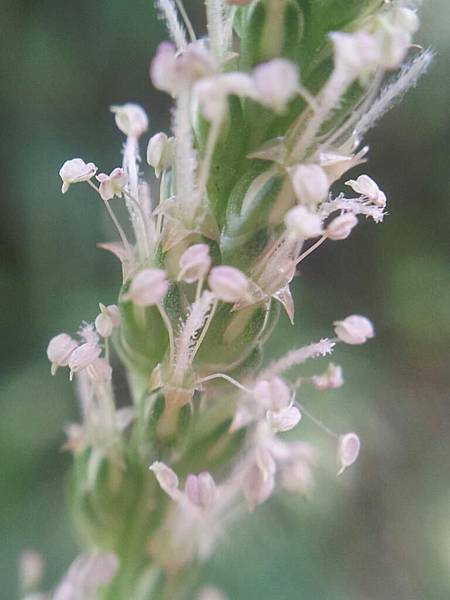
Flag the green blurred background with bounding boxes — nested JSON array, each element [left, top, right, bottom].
[[1, 1, 449, 598]]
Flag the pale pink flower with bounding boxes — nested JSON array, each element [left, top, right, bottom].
[[68, 343, 101, 380], [208, 266, 249, 303], [47, 333, 78, 375], [95, 304, 121, 338], [150, 461, 180, 501], [185, 472, 217, 510], [290, 164, 329, 206], [96, 168, 128, 201], [253, 59, 299, 113], [337, 432, 361, 475], [59, 158, 97, 193], [284, 205, 324, 239], [326, 213, 358, 240], [179, 244, 211, 283], [128, 269, 169, 306], [334, 315, 374, 345], [110, 103, 148, 138], [146, 132, 174, 176], [345, 174, 386, 208]]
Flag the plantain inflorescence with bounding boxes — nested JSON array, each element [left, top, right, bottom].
[[38, 1, 430, 598]]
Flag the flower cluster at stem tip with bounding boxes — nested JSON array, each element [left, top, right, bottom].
[[40, 0, 431, 597]]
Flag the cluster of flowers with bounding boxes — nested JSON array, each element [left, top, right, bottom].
[[42, 0, 430, 596]]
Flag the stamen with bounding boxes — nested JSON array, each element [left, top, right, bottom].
[[87, 180, 132, 256], [197, 373, 252, 394]]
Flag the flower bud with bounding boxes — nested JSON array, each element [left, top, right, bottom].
[[312, 363, 344, 390], [334, 315, 374, 345], [326, 213, 358, 240], [146, 132, 174, 176], [150, 461, 180, 501], [337, 432, 361, 475], [47, 333, 79, 375], [68, 343, 101, 380], [59, 158, 97, 193], [110, 103, 148, 138], [266, 406, 301, 433], [128, 269, 169, 307], [179, 244, 211, 283], [96, 168, 128, 201], [95, 304, 121, 338], [253, 59, 299, 113], [345, 174, 386, 208], [290, 164, 329, 206], [185, 472, 217, 510], [254, 376, 291, 411], [284, 205, 323, 239], [208, 266, 249, 303]]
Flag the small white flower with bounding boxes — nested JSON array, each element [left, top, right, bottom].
[[95, 304, 121, 338], [96, 168, 128, 201], [195, 73, 256, 121], [345, 174, 386, 208], [68, 343, 101, 380], [185, 472, 217, 510], [290, 164, 329, 206], [176, 42, 217, 84], [128, 269, 169, 307], [284, 205, 324, 239], [59, 158, 97, 193], [208, 266, 249, 303], [337, 432, 361, 475], [253, 58, 299, 113], [254, 376, 291, 411], [150, 461, 180, 501], [266, 405, 301, 433], [179, 244, 212, 283], [110, 103, 148, 138], [334, 315, 374, 345], [151, 41, 216, 96], [331, 31, 381, 76], [146, 132, 174, 176], [47, 333, 79, 375], [312, 363, 344, 390], [326, 213, 358, 240]]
